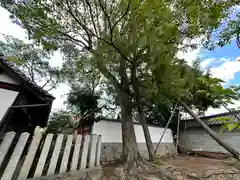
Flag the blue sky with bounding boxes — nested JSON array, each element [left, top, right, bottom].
[[0, 6, 240, 115], [201, 39, 240, 84]]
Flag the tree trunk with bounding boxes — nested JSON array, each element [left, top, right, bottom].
[[181, 101, 240, 159], [175, 107, 180, 154], [138, 108, 155, 161], [132, 75, 154, 161], [121, 119, 139, 170], [133, 82, 154, 161], [120, 92, 139, 170]]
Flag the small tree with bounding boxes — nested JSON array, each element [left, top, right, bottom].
[[46, 111, 74, 134], [47, 87, 102, 134]]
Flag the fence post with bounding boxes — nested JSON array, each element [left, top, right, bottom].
[[0, 131, 16, 168], [1, 132, 30, 180], [34, 133, 53, 178], [88, 134, 97, 168], [47, 134, 64, 176], [80, 135, 90, 169], [59, 134, 73, 173], [17, 132, 42, 180], [95, 135, 102, 167], [71, 134, 82, 171]]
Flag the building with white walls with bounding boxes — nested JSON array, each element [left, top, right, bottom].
[[0, 55, 55, 135]]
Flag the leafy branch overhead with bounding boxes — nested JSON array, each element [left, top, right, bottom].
[[0, 35, 61, 91]]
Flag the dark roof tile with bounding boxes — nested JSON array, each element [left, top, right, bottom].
[[181, 110, 240, 128]]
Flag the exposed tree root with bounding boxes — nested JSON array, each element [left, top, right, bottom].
[[125, 152, 177, 180], [102, 152, 177, 180], [203, 171, 240, 178], [186, 174, 203, 180]]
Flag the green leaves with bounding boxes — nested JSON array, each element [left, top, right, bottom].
[[47, 111, 74, 134], [213, 114, 240, 132], [226, 123, 239, 131], [67, 89, 101, 115], [212, 117, 233, 122], [0, 35, 60, 91], [221, 122, 239, 132], [7, 56, 23, 65]]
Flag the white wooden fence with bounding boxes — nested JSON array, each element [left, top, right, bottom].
[[0, 131, 102, 180]]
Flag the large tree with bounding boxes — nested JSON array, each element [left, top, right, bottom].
[[3, 0, 240, 169]]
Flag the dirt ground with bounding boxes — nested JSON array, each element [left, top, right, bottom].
[[160, 155, 240, 179], [29, 155, 240, 180]]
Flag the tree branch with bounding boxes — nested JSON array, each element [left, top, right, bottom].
[[46, 79, 59, 92], [97, 0, 112, 34], [65, 0, 93, 49], [96, 59, 120, 89], [85, 0, 99, 36], [96, 0, 131, 62], [58, 31, 89, 48], [111, 0, 131, 40], [41, 75, 53, 89]]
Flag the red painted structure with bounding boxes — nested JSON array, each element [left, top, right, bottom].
[[71, 115, 92, 136]]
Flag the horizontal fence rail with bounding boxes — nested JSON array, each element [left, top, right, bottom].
[[0, 131, 102, 180]]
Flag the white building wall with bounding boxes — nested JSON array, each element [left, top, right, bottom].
[[0, 72, 18, 85], [92, 120, 173, 143], [135, 125, 173, 143], [0, 89, 18, 120]]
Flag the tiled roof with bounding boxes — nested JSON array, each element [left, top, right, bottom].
[[181, 110, 240, 128], [0, 56, 55, 100]]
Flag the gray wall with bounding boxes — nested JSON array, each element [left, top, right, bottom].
[[179, 125, 240, 153], [100, 142, 175, 162]]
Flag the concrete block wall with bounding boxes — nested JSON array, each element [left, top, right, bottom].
[[179, 126, 240, 153], [100, 143, 175, 162]]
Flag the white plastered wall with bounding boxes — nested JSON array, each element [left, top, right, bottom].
[[0, 71, 19, 121], [92, 120, 173, 143], [0, 71, 18, 85], [0, 89, 18, 120]]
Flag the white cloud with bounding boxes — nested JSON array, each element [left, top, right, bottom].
[[219, 57, 229, 62], [201, 58, 215, 69], [176, 37, 203, 65], [235, 5, 240, 10], [177, 48, 201, 65], [210, 57, 240, 82]]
